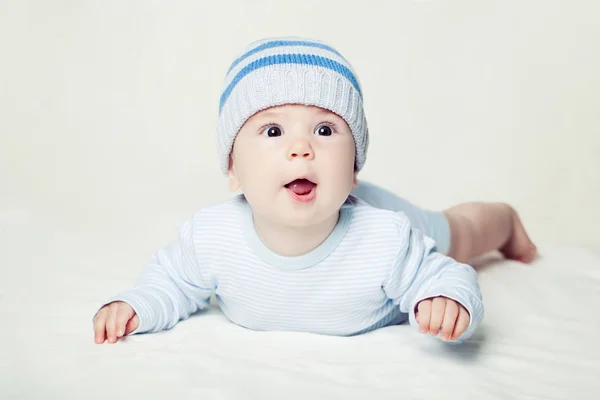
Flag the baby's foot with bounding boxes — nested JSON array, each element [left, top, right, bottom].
[[499, 206, 537, 263]]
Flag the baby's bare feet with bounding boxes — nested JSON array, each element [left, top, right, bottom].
[[499, 205, 537, 263]]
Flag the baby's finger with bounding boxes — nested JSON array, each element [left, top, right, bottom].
[[105, 305, 118, 344], [451, 306, 471, 340], [417, 300, 432, 333], [440, 301, 459, 341], [125, 314, 140, 335], [93, 309, 107, 344], [428, 297, 446, 336], [114, 306, 133, 338]]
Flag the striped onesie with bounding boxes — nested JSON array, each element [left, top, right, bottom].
[[104, 194, 484, 341]]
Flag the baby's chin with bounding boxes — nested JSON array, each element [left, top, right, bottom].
[[281, 206, 343, 229], [247, 187, 348, 224]]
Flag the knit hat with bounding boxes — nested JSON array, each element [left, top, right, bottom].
[[216, 37, 369, 175]]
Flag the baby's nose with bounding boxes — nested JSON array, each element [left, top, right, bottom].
[[288, 139, 314, 160]]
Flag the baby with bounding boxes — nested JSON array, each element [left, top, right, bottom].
[[93, 37, 536, 345]]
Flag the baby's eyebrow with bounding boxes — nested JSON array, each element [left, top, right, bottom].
[[316, 110, 343, 121], [316, 108, 333, 115], [315, 107, 341, 117], [255, 110, 284, 121], [254, 108, 340, 123], [259, 111, 279, 119]]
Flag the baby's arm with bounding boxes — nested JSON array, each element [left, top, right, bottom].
[[93, 216, 215, 341], [383, 214, 484, 342], [351, 180, 451, 255]]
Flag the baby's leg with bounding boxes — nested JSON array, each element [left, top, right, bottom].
[[351, 180, 537, 264], [443, 202, 537, 264]]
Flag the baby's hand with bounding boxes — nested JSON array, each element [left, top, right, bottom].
[[93, 301, 139, 344], [415, 297, 470, 341]]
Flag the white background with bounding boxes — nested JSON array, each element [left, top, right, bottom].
[[1, 2, 600, 399], [1, 1, 599, 252]]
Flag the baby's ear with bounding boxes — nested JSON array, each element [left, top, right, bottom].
[[228, 158, 241, 191], [352, 171, 358, 188]]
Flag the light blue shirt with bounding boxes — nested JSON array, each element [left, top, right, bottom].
[[351, 180, 451, 255], [104, 194, 484, 341]]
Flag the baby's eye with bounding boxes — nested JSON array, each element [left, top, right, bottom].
[[262, 125, 283, 137], [315, 124, 334, 136]]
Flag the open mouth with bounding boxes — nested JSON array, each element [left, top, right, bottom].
[[284, 178, 317, 201]]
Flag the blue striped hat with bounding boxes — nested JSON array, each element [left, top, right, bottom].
[[216, 37, 369, 175]]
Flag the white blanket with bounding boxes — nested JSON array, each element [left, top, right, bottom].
[[2, 1, 599, 398], [1, 217, 599, 400]]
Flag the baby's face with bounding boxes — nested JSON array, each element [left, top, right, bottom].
[[229, 104, 357, 228]]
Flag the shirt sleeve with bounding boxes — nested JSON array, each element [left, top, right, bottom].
[[97, 215, 215, 335], [350, 180, 451, 254], [382, 214, 484, 342]]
